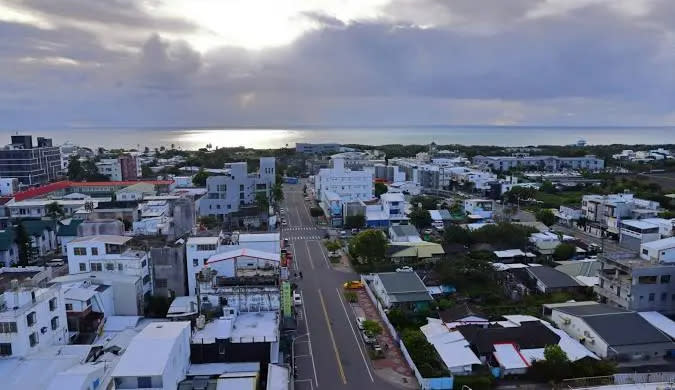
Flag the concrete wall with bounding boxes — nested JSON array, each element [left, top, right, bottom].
[[151, 246, 187, 297]]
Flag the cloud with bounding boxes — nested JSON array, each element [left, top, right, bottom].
[[0, 0, 674, 128]]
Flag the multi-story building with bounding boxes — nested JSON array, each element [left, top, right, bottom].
[[0, 178, 18, 196], [151, 245, 187, 298], [619, 220, 662, 250], [0, 285, 68, 358], [329, 151, 385, 170], [315, 158, 373, 203], [66, 235, 152, 296], [199, 157, 276, 220], [464, 199, 495, 219], [295, 142, 340, 154], [473, 154, 604, 172], [596, 238, 675, 314], [95, 154, 141, 181], [582, 193, 661, 236], [0, 135, 63, 185], [374, 164, 406, 183]]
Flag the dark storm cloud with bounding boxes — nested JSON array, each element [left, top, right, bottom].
[[1, 0, 674, 127]]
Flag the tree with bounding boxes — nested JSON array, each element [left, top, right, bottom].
[[324, 240, 342, 252], [553, 242, 576, 260], [410, 195, 438, 210], [198, 215, 219, 230], [408, 207, 432, 229], [544, 344, 569, 366], [443, 225, 472, 246], [309, 207, 324, 217], [344, 215, 365, 229], [503, 186, 537, 204], [540, 180, 556, 194], [362, 320, 382, 336], [45, 202, 65, 221], [141, 165, 154, 178], [67, 156, 85, 180], [271, 182, 284, 204], [14, 223, 34, 266], [535, 208, 556, 227], [192, 169, 210, 187], [400, 329, 449, 377], [255, 192, 269, 213], [374, 182, 388, 198], [348, 229, 387, 264]]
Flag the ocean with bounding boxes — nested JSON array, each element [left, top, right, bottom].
[[2, 126, 674, 150]]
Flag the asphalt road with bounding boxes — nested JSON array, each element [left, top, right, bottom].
[[282, 182, 402, 390]]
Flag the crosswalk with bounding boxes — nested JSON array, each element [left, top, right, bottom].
[[286, 236, 321, 241], [283, 227, 316, 231]]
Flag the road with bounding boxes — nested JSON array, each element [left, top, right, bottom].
[[282, 182, 403, 390], [552, 223, 627, 255]]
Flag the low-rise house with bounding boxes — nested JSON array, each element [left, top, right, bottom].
[[543, 301, 675, 361], [112, 321, 191, 390], [66, 235, 152, 296], [493, 249, 531, 264], [60, 280, 113, 343], [371, 271, 434, 310], [56, 218, 84, 255], [525, 266, 585, 293], [555, 259, 600, 287], [555, 206, 582, 226], [429, 209, 452, 228], [91, 201, 139, 225], [0, 227, 18, 266], [529, 232, 561, 255], [421, 318, 481, 375], [0, 285, 68, 357], [389, 224, 421, 243], [464, 199, 495, 220], [22, 219, 57, 256], [386, 241, 445, 263], [620, 220, 661, 250], [640, 236, 675, 262], [50, 272, 144, 316], [115, 182, 157, 201]]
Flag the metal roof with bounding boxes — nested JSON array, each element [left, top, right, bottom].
[[583, 312, 673, 347], [526, 266, 582, 289]]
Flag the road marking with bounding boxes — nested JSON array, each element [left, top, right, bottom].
[[318, 288, 347, 385], [335, 287, 375, 382], [303, 240, 315, 269], [291, 242, 299, 270], [300, 292, 319, 388], [311, 240, 331, 268], [295, 206, 303, 230]]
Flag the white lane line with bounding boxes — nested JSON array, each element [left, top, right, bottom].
[[311, 240, 330, 268], [291, 242, 299, 271], [335, 287, 375, 382], [303, 240, 315, 269], [301, 292, 319, 388]]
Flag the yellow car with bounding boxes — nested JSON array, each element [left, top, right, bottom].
[[343, 280, 364, 290]]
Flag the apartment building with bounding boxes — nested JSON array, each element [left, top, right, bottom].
[[329, 151, 385, 170], [199, 157, 276, 220], [0, 285, 67, 358], [0, 135, 63, 185], [315, 158, 373, 204], [66, 235, 152, 296], [582, 193, 661, 236], [473, 154, 604, 172], [295, 142, 340, 154], [95, 154, 141, 181], [374, 164, 406, 183], [596, 239, 675, 314]]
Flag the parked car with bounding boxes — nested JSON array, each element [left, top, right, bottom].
[[351, 228, 359, 235], [293, 292, 302, 306], [356, 317, 366, 330], [282, 220, 288, 226], [343, 280, 364, 289], [361, 330, 376, 344], [339, 230, 348, 239], [396, 266, 413, 272]]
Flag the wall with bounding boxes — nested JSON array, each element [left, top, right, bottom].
[[151, 246, 187, 297], [549, 309, 609, 358]]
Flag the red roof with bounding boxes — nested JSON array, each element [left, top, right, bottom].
[[13, 180, 174, 201]]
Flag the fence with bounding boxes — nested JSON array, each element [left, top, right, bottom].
[[360, 275, 453, 390], [561, 372, 675, 389]]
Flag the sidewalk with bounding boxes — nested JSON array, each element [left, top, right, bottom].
[[356, 289, 418, 389]]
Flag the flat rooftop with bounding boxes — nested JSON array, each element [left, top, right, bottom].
[[0, 269, 42, 292], [192, 311, 279, 344]]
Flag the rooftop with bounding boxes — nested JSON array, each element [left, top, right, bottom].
[[375, 271, 432, 302], [187, 236, 221, 245], [526, 266, 582, 289], [206, 248, 280, 264], [390, 224, 420, 237], [69, 235, 132, 245], [192, 311, 279, 343], [641, 236, 675, 251], [620, 220, 659, 230], [12, 180, 173, 202]]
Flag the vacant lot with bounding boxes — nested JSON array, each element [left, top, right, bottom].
[[636, 173, 675, 192]]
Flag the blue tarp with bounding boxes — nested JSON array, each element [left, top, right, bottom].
[[427, 377, 453, 390]]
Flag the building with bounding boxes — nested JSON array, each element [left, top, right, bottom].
[[111, 321, 191, 390], [464, 199, 495, 220], [543, 302, 675, 360], [596, 243, 675, 314], [115, 182, 156, 201], [619, 220, 662, 250], [199, 157, 276, 221], [6, 197, 106, 219], [295, 142, 340, 154], [151, 245, 187, 298], [0, 178, 18, 196], [0, 135, 63, 185], [315, 158, 373, 204], [95, 155, 141, 181], [371, 271, 434, 310], [0, 285, 68, 357], [66, 235, 152, 296], [0, 227, 19, 267], [374, 164, 406, 183], [0, 267, 53, 293], [581, 193, 661, 237], [379, 192, 408, 225], [389, 225, 421, 243], [473, 154, 604, 172], [385, 241, 445, 263], [524, 265, 585, 293], [529, 232, 562, 255], [50, 272, 144, 316]]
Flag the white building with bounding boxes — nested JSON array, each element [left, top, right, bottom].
[[464, 199, 495, 219], [132, 200, 172, 235], [640, 237, 675, 263], [111, 321, 191, 390], [66, 235, 152, 295], [380, 192, 408, 224], [619, 220, 662, 250], [473, 154, 604, 172], [529, 232, 561, 255], [51, 272, 144, 316], [0, 178, 18, 196], [199, 157, 276, 219], [6, 198, 107, 219], [95, 159, 123, 181], [582, 193, 661, 235], [315, 158, 373, 203], [0, 285, 68, 358]]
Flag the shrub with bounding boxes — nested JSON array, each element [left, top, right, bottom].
[[343, 291, 357, 303]]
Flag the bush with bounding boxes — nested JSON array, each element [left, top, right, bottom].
[[343, 291, 357, 303], [535, 208, 556, 227], [324, 240, 342, 252], [362, 320, 382, 336], [453, 375, 495, 390], [401, 329, 449, 378], [553, 242, 576, 261]]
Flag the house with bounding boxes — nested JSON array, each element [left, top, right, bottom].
[[555, 206, 582, 226], [386, 241, 445, 263], [543, 302, 675, 360], [640, 236, 675, 262], [371, 271, 433, 310], [493, 249, 531, 264], [380, 192, 408, 225], [56, 218, 84, 255], [91, 201, 139, 225], [0, 227, 18, 267], [66, 235, 152, 296], [22, 219, 57, 256], [50, 272, 144, 316], [555, 259, 600, 287], [525, 266, 585, 293], [619, 220, 661, 250], [112, 321, 191, 390], [429, 209, 452, 228], [581, 193, 660, 237], [464, 199, 495, 220], [60, 280, 113, 344], [421, 318, 481, 375], [0, 285, 68, 358], [115, 182, 156, 201], [0, 267, 53, 293], [529, 232, 561, 255], [389, 224, 421, 243]]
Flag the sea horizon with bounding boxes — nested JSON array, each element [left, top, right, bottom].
[[1, 125, 673, 150]]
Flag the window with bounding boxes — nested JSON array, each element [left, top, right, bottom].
[[137, 377, 152, 388], [649, 293, 655, 302], [29, 332, 38, 347], [49, 297, 57, 311], [0, 322, 17, 333], [193, 259, 199, 267], [26, 312, 36, 327], [79, 263, 87, 272], [118, 264, 124, 271], [106, 263, 114, 271], [661, 275, 671, 284], [643, 249, 649, 256], [66, 303, 73, 311], [73, 247, 87, 256], [86, 299, 92, 307], [239, 184, 244, 191], [51, 317, 59, 330], [638, 276, 658, 284], [196, 244, 216, 251], [91, 263, 102, 272], [0, 343, 11, 356], [141, 259, 147, 268], [155, 279, 168, 288], [662, 293, 668, 301], [91, 247, 98, 255], [240, 192, 244, 200]]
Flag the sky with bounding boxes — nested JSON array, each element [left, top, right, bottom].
[[1, 0, 675, 128]]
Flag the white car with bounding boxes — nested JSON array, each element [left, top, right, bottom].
[[282, 220, 288, 226], [396, 266, 413, 272], [293, 292, 302, 306], [356, 317, 366, 330]]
